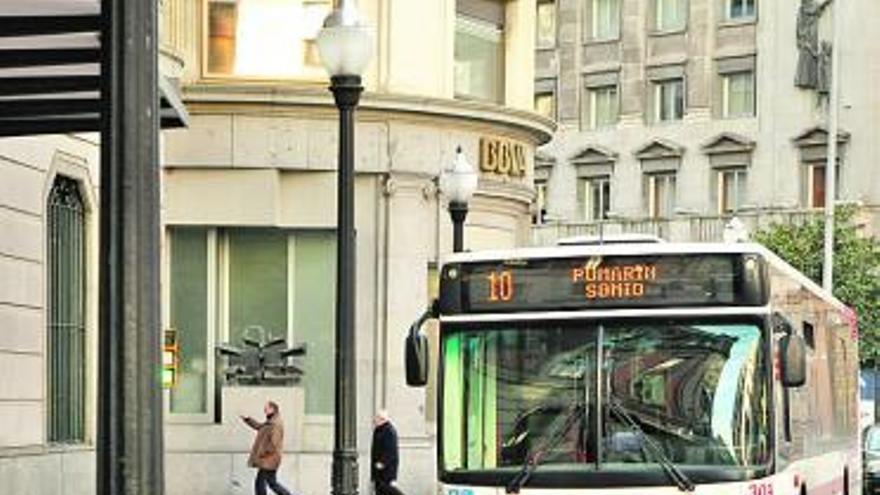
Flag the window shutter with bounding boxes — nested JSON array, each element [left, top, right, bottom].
[[646, 64, 685, 81], [583, 71, 620, 89], [717, 55, 755, 75], [457, 0, 505, 27], [535, 78, 556, 93]]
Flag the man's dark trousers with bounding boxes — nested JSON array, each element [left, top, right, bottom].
[[255, 469, 294, 495], [374, 480, 405, 495]]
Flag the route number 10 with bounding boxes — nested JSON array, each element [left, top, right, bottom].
[[487, 270, 514, 302]]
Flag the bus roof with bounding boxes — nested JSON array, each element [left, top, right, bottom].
[[443, 242, 848, 312]]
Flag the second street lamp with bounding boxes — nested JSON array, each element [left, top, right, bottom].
[[439, 147, 479, 253], [316, 2, 373, 495]]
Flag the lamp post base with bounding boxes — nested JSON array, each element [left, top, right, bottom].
[[332, 449, 359, 495]]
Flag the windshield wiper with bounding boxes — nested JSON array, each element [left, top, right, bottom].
[[607, 398, 695, 492], [505, 402, 583, 494]]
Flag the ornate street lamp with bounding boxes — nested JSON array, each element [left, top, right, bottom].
[[439, 147, 479, 252], [316, 2, 373, 495]]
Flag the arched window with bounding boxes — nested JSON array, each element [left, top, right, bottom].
[[47, 176, 86, 443]]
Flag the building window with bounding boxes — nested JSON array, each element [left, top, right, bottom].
[[228, 230, 289, 347], [808, 164, 826, 208], [655, 0, 686, 32], [455, 14, 505, 103], [586, 85, 619, 129], [805, 164, 840, 208], [654, 78, 685, 122], [646, 172, 677, 218], [168, 228, 336, 416], [205, 0, 331, 79], [47, 176, 87, 443], [802, 321, 815, 349], [533, 180, 548, 224], [207, 0, 236, 74], [169, 228, 210, 414], [534, 90, 556, 119], [590, 0, 620, 40], [578, 176, 611, 221], [536, 1, 556, 48], [726, 0, 756, 20], [716, 167, 747, 214], [793, 127, 849, 208], [723, 71, 755, 118]]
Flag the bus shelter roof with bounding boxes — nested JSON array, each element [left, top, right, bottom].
[[0, 0, 188, 138]]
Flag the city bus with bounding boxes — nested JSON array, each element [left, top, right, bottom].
[[405, 241, 860, 495]]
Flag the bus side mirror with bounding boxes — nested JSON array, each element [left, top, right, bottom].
[[780, 334, 807, 388], [405, 302, 438, 387], [405, 330, 429, 387]]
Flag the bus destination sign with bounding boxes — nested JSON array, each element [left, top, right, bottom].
[[571, 260, 657, 300], [440, 254, 764, 314]]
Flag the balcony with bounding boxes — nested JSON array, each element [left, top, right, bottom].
[[532, 209, 835, 246]]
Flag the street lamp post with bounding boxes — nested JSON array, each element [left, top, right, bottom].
[[823, 1, 841, 292], [440, 147, 479, 253], [316, 2, 373, 495]]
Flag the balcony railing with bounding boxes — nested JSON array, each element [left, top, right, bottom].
[[531, 209, 827, 246]]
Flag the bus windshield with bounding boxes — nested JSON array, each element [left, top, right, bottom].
[[441, 320, 770, 476]]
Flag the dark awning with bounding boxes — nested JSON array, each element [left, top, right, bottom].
[[0, 0, 188, 138]]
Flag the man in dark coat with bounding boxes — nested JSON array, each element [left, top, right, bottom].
[[371, 410, 404, 495]]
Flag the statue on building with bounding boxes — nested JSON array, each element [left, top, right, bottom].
[[795, 0, 833, 91], [817, 41, 833, 94]]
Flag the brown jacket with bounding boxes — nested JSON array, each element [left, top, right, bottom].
[[245, 414, 285, 470]]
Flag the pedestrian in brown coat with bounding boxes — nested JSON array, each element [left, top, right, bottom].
[[241, 401, 296, 495]]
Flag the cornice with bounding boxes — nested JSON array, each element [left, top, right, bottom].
[[181, 83, 556, 146]]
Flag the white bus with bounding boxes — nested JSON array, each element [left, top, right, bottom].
[[405, 242, 860, 495]]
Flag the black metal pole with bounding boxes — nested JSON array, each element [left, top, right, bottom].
[[98, 0, 164, 493], [449, 200, 468, 253], [329, 74, 363, 495]]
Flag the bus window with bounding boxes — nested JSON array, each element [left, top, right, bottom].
[[803, 321, 815, 350], [602, 322, 769, 468], [442, 325, 598, 471], [440, 320, 771, 474]]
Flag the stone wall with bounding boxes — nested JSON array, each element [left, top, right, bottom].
[[0, 134, 99, 494]]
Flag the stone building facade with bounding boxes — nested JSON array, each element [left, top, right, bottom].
[[0, 135, 100, 494], [532, 0, 880, 243], [0, 1, 552, 494], [159, 1, 550, 495]]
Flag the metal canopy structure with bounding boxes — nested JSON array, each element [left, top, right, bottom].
[[0, 1, 184, 494], [0, 0, 188, 138]]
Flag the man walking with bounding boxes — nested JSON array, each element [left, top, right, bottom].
[[371, 410, 404, 495], [241, 401, 295, 495]]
